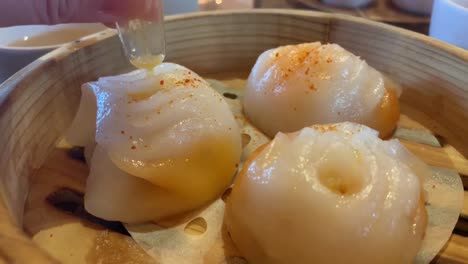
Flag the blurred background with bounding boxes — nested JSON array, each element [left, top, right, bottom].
[[202, 0, 431, 33], [0, 0, 465, 84]]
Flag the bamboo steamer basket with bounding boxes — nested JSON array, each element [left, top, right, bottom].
[[0, 10, 467, 263]]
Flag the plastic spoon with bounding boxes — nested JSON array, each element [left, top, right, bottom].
[[115, 1, 166, 70]]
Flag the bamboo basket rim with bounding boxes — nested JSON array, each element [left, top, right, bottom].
[[1, 9, 467, 99], [0, 9, 466, 263], [1, 7, 467, 219]]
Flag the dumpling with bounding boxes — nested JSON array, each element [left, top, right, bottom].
[[244, 42, 400, 138], [225, 122, 427, 264], [84, 146, 197, 223], [67, 63, 241, 223]]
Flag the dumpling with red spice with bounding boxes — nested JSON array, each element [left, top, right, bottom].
[[244, 42, 401, 138], [226, 122, 427, 264], [67, 63, 241, 223]]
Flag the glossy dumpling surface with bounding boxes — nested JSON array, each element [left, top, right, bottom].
[[226, 122, 427, 264], [67, 63, 241, 222], [244, 42, 400, 138]]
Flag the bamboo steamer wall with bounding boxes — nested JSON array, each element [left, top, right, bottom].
[[0, 10, 466, 262]]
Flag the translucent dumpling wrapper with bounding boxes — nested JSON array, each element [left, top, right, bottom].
[[244, 42, 401, 138], [226, 122, 427, 264], [67, 63, 242, 223], [106, 79, 462, 264]]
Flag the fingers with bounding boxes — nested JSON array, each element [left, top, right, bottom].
[[101, 0, 161, 21], [0, 0, 161, 27]]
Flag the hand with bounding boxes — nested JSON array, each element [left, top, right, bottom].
[[0, 0, 161, 27]]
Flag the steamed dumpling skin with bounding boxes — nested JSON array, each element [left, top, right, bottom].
[[85, 146, 200, 223], [244, 42, 400, 138], [226, 123, 427, 264], [67, 63, 241, 222], [93, 65, 240, 198]]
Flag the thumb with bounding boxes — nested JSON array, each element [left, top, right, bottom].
[[0, 0, 160, 27]]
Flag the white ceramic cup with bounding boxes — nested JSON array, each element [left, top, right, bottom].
[[0, 23, 106, 84], [430, 0, 468, 49], [163, 0, 199, 15]]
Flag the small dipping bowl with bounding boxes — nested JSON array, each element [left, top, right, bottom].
[[0, 23, 106, 84]]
